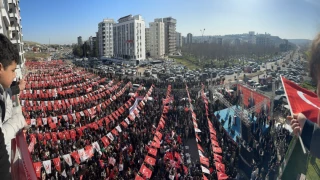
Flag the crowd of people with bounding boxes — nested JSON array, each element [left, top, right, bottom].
[[11, 59, 296, 180]]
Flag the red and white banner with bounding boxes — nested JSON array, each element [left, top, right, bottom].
[[281, 77, 320, 125], [42, 160, 52, 174], [237, 84, 271, 113], [63, 154, 73, 166]]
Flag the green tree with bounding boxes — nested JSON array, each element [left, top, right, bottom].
[[72, 45, 83, 57]]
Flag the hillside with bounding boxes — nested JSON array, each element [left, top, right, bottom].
[[288, 39, 312, 46], [24, 40, 43, 46]]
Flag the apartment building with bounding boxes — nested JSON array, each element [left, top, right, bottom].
[[0, 0, 25, 79], [98, 19, 115, 58], [113, 15, 145, 60], [147, 18, 165, 58]]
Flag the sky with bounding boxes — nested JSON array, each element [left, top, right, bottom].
[[20, 0, 320, 44]]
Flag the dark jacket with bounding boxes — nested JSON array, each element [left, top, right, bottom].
[[0, 85, 11, 179], [301, 120, 320, 158]]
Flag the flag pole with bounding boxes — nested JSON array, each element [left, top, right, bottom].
[[280, 76, 306, 154]]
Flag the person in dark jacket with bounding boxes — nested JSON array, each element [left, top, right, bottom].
[[0, 34, 24, 179], [10, 78, 26, 96], [288, 33, 320, 158]]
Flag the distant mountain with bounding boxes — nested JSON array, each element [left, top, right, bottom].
[[288, 39, 312, 46]]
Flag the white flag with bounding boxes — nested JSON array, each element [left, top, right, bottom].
[[92, 142, 102, 155], [115, 125, 122, 133], [125, 118, 130, 125], [195, 128, 202, 133], [31, 119, 36, 125], [201, 165, 210, 174], [52, 117, 58, 124], [78, 148, 88, 162], [107, 133, 114, 142], [61, 169, 67, 177], [198, 150, 204, 157], [43, 160, 52, 174], [62, 154, 72, 167], [71, 113, 76, 120], [62, 115, 68, 121], [42, 118, 47, 125]]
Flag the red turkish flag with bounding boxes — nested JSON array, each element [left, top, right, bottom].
[[111, 128, 119, 136], [121, 121, 128, 128], [282, 77, 320, 125], [200, 156, 209, 167], [51, 132, 58, 142], [214, 153, 223, 163], [195, 133, 201, 142], [203, 174, 209, 180], [155, 131, 162, 140], [144, 155, 156, 166], [148, 147, 157, 157], [64, 131, 71, 140], [70, 130, 76, 139], [139, 164, 152, 179], [215, 162, 226, 173], [33, 162, 42, 178], [217, 172, 228, 180], [53, 157, 61, 172], [212, 140, 220, 147], [135, 175, 144, 180], [213, 146, 222, 154], [101, 136, 110, 147], [197, 144, 204, 153], [164, 152, 174, 161], [45, 133, 51, 140], [71, 151, 80, 164], [150, 141, 160, 148]]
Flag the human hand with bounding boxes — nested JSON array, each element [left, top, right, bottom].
[[19, 78, 26, 91], [287, 113, 307, 136]]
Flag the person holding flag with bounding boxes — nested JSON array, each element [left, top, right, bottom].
[[287, 33, 320, 158]]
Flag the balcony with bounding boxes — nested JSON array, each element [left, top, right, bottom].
[[9, 26, 20, 32], [8, 0, 17, 5], [9, 12, 18, 18], [1, 7, 10, 26], [11, 38, 20, 44]]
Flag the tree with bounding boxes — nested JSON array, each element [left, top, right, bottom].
[[72, 45, 83, 57]]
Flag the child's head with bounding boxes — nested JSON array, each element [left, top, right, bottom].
[[0, 34, 20, 88]]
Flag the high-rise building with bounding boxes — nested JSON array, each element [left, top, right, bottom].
[[182, 36, 186, 45], [217, 38, 223, 45], [113, 15, 145, 60], [88, 36, 95, 51], [98, 19, 115, 58], [187, 33, 193, 44], [145, 28, 150, 55], [248, 31, 256, 44], [162, 17, 176, 55], [147, 18, 165, 58], [176, 32, 182, 48], [0, 0, 25, 79], [77, 36, 83, 46]]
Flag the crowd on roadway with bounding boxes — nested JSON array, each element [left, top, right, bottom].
[[12, 60, 294, 180]]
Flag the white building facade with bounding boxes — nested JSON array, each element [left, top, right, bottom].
[[113, 15, 145, 60], [176, 32, 182, 48], [145, 27, 150, 55], [162, 17, 176, 55], [0, 0, 25, 79], [148, 18, 165, 58], [98, 19, 115, 58]]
